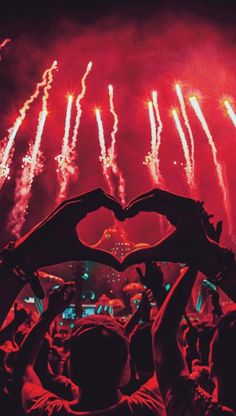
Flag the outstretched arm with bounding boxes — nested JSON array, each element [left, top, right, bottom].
[[15, 283, 75, 385], [0, 188, 122, 327], [152, 266, 198, 398]]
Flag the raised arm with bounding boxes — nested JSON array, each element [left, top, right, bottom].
[[0, 188, 123, 327], [122, 189, 236, 301], [152, 266, 198, 398], [15, 283, 75, 384]]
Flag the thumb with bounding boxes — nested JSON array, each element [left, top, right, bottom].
[[216, 220, 223, 242]]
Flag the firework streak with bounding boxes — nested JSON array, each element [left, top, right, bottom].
[[8, 63, 57, 238], [224, 100, 236, 127], [95, 108, 114, 194], [108, 84, 126, 203], [190, 96, 233, 237], [0, 61, 57, 190], [54, 62, 92, 201], [144, 91, 164, 186], [0, 38, 10, 60], [172, 109, 195, 193], [55, 95, 74, 203], [175, 84, 197, 196]]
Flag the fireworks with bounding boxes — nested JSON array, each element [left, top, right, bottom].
[[1, 64, 235, 243], [175, 83, 196, 195], [171, 108, 194, 190], [8, 63, 56, 238], [224, 100, 236, 127], [0, 38, 10, 60], [54, 62, 92, 203], [190, 96, 233, 236], [95, 108, 113, 193], [55, 94, 74, 203], [108, 84, 126, 203], [0, 60, 57, 189], [71, 61, 92, 152], [144, 91, 164, 186]]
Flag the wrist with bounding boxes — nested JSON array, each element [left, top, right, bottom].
[[41, 309, 57, 323], [201, 242, 235, 282]]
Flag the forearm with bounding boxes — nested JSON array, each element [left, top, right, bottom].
[[0, 317, 22, 343], [152, 267, 198, 396], [124, 310, 141, 336], [153, 267, 198, 337], [16, 310, 55, 376], [0, 263, 25, 328], [217, 260, 236, 302]]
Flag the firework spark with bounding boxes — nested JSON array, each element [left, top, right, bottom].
[[224, 100, 236, 127], [0, 60, 57, 189], [108, 84, 126, 203], [144, 101, 158, 182], [175, 83, 196, 194], [9, 64, 56, 238], [144, 92, 164, 185], [190, 96, 233, 236], [71, 61, 93, 153], [55, 94, 74, 203], [172, 108, 194, 191], [0, 38, 10, 60], [95, 108, 113, 194]]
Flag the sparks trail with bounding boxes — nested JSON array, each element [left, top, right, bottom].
[[55, 95, 74, 204], [144, 101, 158, 183], [55, 61, 92, 197], [175, 83, 197, 196], [108, 84, 126, 204], [0, 38, 10, 60], [171, 108, 194, 191], [9, 64, 57, 238], [71, 61, 93, 154], [95, 108, 113, 194], [224, 100, 236, 127], [0, 60, 58, 190], [190, 96, 234, 237], [144, 91, 164, 186]]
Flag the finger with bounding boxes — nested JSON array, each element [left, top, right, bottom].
[[82, 245, 122, 271], [66, 191, 123, 224], [122, 229, 194, 269], [216, 220, 223, 242], [39, 189, 117, 224], [126, 190, 157, 208], [122, 246, 159, 269], [136, 266, 144, 280]]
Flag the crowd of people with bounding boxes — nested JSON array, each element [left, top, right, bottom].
[[0, 187, 236, 415]]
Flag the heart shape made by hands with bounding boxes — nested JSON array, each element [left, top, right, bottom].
[[79, 189, 234, 280]]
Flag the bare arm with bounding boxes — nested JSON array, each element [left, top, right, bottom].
[[15, 284, 75, 385], [152, 266, 198, 398]]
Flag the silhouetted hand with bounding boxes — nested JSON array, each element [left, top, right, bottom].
[[198, 202, 223, 243], [122, 189, 234, 278], [137, 289, 152, 321], [47, 283, 75, 316], [13, 189, 123, 271], [14, 303, 29, 324], [136, 262, 166, 307]]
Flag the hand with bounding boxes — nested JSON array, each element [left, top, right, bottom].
[[136, 262, 164, 298], [122, 189, 233, 278], [198, 202, 223, 243], [137, 289, 152, 321], [13, 189, 124, 271], [47, 283, 75, 316], [14, 303, 29, 324]]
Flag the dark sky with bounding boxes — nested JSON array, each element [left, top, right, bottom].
[[1, 0, 236, 38]]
